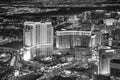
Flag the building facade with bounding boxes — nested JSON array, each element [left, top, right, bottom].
[[73, 46, 91, 59], [98, 49, 115, 75], [56, 31, 91, 49], [23, 22, 53, 47], [110, 59, 120, 77], [23, 22, 53, 61]]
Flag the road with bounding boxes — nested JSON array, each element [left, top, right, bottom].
[[37, 60, 81, 80]]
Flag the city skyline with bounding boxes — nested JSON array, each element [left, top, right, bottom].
[[0, 1, 120, 80]]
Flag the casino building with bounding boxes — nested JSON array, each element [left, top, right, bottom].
[[98, 49, 120, 75], [23, 22, 53, 61], [56, 31, 92, 49], [98, 49, 115, 75]]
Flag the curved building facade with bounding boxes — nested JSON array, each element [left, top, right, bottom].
[[23, 22, 54, 61], [24, 22, 53, 47]]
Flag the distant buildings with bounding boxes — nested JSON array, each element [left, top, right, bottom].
[[23, 22, 53, 61], [67, 15, 79, 25], [82, 11, 91, 22], [112, 29, 120, 40], [101, 33, 109, 46], [111, 29, 120, 47], [104, 18, 117, 26], [56, 31, 91, 49], [80, 23, 92, 31]]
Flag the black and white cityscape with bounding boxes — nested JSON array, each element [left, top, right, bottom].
[[0, 0, 120, 80]]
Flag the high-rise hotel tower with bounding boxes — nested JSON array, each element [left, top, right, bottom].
[[23, 22, 53, 61]]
